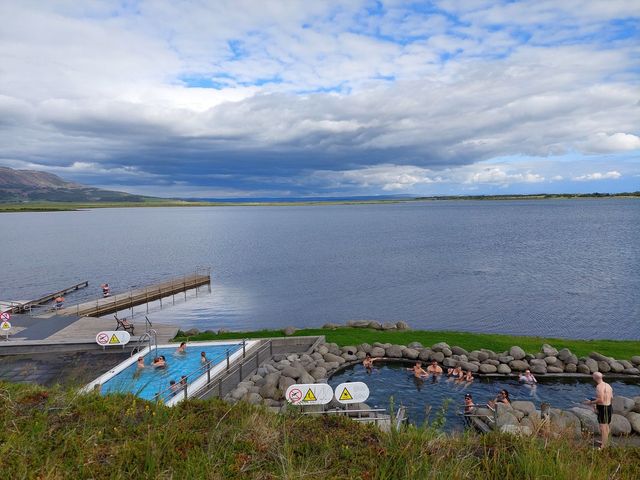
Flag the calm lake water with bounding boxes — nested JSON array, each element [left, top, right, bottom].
[[1, 199, 639, 339]]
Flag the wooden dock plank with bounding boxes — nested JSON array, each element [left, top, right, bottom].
[[47, 316, 179, 344], [55, 274, 210, 318], [6, 281, 89, 314]]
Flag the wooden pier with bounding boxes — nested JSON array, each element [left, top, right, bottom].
[[3, 281, 89, 314], [55, 272, 211, 318]]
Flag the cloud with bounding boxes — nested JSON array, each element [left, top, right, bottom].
[[573, 171, 622, 181], [0, 1, 638, 196]]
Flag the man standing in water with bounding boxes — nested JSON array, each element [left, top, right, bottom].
[[585, 372, 613, 449]]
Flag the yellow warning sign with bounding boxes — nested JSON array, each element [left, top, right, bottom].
[[339, 387, 353, 401], [303, 389, 317, 402], [109, 334, 120, 344]]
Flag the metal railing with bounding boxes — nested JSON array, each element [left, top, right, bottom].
[[130, 329, 158, 358], [195, 340, 273, 401], [154, 340, 252, 404]]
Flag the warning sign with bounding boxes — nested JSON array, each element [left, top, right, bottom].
[[0, 311, 11, 321], [339, 387, 353, 401], [0, 320, 11, 331], [303, 389, 317, 402], [95, 330, 131, 346], [285, 383, 333, 405], [335, 382, 369, 404]]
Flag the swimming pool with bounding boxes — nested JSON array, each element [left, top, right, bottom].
[[85, 340, 258, 404], [330, 363, 640, 431]]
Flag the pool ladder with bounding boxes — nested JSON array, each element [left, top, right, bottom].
[[131, 329, 158, 358]]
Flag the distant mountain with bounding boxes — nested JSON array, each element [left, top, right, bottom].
[[0, 167, 150, 203]]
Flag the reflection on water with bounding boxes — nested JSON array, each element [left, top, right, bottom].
[[330, 363, 640, 431]]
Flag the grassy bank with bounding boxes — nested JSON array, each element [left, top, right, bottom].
[[1, 381, 638, 479], [174, 327, 640, 360]]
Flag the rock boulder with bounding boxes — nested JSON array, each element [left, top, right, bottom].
[[509, 346, 526, 360]]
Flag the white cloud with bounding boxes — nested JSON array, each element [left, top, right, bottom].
[[573, 171, 622, 181], [583, 132, 640, 154]]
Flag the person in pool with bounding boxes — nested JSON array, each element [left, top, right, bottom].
[[200, 351, 208, 365], [136, 356, 145, 369], [152, 356, 166, 369], [176, 342, 187, 354], [519, 369, 537, 384], [464, 393, 475, 414], [464, 370, 474, 382], [426, 361, 443, 375], [169, 380, 179, 396], [363, 353, 375, 370], [407, 361, 429, 379], [489, 389, 511, 409]]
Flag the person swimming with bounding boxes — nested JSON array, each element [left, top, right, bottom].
[[136, 356, 145, 369], [363, 353, 375, 370], [407, 361, 429, 379], [519, 369, 537, 384], [152, 356, 166, 369], [426, 361, 443, 375], [176, 342, 187, 354], [200, 351, 208, 365], [464, 370, 474, 382]]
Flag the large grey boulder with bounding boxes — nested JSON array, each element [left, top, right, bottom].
[[509, 360, 529, 371], [577, 363, 591, 374], [500, 425, 532, 436], [298, 372, 315, 384], [323, 353, 346, 364], [309, 367, 327, 380], [569, 407, 599, 434], [403, 348, 420, 360], [597, 361, 611, 373], [497, 364, 512, 374], [264, 372, 281, 386], [556, 348, 572, 362], [584, 358, 599, 373], [245, 393, 263, 405], [620, 360, 633, 369], [623, 368, 640, 375], [612, 396, 635, 415], [610, 414, 632, 436], [431, 342, 450, 352], [316, 345, 329, 355], [474, 351, 490, 362], [633, 397, 640, 414], [341, 345, 358, 355], [396, 321, 410, 330], [385, 345, 404, 358], [530, 364, 547, 375], [459, 361, 479, 373], [368, 321, 382, 330], [626, 412, 640, 434], [370, 346, 386, 357], [608, 361, 624, 373], [259, 384, 281, 400], [443, 357, 458, 368], [418, 349, 432, 362], [509, 346, 526, 360], [381, 322, 397, 330], [431, 351, 445, 363], [479, 364, 497, 374], [347, 320, 370, 328], [407, 341, 423, 349], [589, 352, 609, 362], [495, 406, 520, 429], [441, 347, 453, 357], [565, 363, 577, 373], [451, 346, 469, 356], [544, 356, 558, 365], [550, 409, 581, 438], [482, 349, 498, 360], [511, 401, 536, 416], [484, 359, 500, 366], [631, 356, 640, 366], [547, 366, 564, 373], [541, 344, 558, 357], [341, 353, 358, 362], [281, 366, 303, 379], [278, 376, 296, 392], [498, 355, 514, 364]]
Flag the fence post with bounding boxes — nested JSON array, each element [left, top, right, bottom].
[[226, 351, 230, 371], [207, 362, 211, 383], [239, 363, 243, 380], [184, 384, 188, 400], [243, 339, 246, 358]]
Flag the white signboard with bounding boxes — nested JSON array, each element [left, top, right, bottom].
[[335, 382, 370, 404], [285, 383, 334, 405], [0, 320, 11, 332], [96, 330, 131, 346]]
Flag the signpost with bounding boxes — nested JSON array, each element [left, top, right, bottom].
[[95, 330, 131, 348], [285, 383, 334, 405], [0, 317, 11, 340], [334, 382, 370, 404]]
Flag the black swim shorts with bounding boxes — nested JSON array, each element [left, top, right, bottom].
[[596, 404, 613, 424]]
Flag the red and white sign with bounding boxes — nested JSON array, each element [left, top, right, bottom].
[[0, 312, 11, 322], [285, 383, 333, 405], [95, 330, 131, 346]]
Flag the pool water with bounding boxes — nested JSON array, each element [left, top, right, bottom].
[[100, 343, 241, 400], [330, 363, 640, 431]]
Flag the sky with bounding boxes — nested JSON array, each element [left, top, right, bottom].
[[0, 0, 639, 198]]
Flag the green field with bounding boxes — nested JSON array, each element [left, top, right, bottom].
[[174, 327, 640, 360], [1, 381, 638, 479]]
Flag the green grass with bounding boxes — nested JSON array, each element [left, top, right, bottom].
[[1, 381, 639, 479], [174, 327, 640, 360]]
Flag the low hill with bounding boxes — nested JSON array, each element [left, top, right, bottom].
[[0, 166, 151, 203]]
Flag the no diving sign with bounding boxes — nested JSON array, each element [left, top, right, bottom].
[[285, 383, 333, 405], [96, 331, 131, 347], [335, 382, 369, 404]]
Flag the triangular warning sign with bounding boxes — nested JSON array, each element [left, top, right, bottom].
[[109, 334, 119, 344], [339, 387, 353, 401], [303, 389, 317, 402]]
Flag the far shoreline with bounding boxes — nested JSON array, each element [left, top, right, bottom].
[[1, 192, 639, 212]]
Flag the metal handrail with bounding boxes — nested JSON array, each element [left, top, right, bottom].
[[154, 341, 248, 404], [130, 328, 158, 358], [195, 340, 272, 400]]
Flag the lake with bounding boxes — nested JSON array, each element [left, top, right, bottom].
[[1, 199, 639, 339]]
